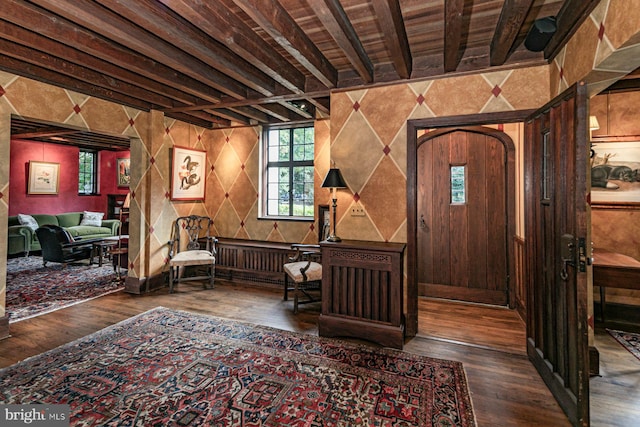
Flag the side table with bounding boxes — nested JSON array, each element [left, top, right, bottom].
[[91, 240, 119, 267]]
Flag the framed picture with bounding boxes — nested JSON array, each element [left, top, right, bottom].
[[591, 137, 640, 206], [318, 204, 330, 242], [117, 158, 130, 187], [28, 161, 60, 195], [171, 145, 206, 201]]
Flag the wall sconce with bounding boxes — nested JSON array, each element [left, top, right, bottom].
[[321, 168, 347, 242]]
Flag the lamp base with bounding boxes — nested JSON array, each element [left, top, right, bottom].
[[326, 235, 342, 242]]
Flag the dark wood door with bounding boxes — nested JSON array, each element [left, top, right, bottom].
[[416, 127, 514, 306], [524, 83, 590, 426]]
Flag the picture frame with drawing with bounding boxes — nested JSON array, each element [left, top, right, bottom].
[[28, 161, 60, 195], [170, 146, 206, 201], [590, 137, 640, 206], [117, 158, 130, 187]]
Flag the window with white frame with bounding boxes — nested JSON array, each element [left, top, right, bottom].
[[263, 124, 315, 218]]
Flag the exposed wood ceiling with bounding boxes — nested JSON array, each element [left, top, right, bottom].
[[2, 0, 601, 137], [11, 117, 131, 150]]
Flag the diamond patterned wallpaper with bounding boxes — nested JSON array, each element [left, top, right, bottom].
[[1, 1, 639, 319]]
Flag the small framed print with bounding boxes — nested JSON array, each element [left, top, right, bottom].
[[117, 158, 130, 187], [591, 137, 640, 206], [28, 161, 60, 195], [171, 146, 206, 201]]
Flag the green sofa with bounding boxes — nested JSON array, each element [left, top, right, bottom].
[[8, 212, 120, 256]]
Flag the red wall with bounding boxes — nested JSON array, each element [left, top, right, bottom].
[[9, 139, 129, 216]]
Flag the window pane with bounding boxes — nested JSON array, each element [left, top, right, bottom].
[[263, 125, 314, 217], [451, 166, 466, 204], [78, 150, 97, 194]]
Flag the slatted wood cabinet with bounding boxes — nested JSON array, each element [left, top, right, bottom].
[[319, 240, 406, 348]]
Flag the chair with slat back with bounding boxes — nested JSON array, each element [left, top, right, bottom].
[[167, 215, 217, 293], [283, 244, 322, 313]]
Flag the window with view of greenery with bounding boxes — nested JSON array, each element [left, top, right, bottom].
[[264, 124, 314, 218], [78, 150, 98, 195]]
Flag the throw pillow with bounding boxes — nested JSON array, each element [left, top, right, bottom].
[[17, 214, 39, 231], [80, 211, 104, 227]]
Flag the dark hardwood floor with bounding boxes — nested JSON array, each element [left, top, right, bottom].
[[0, 281, 638, 426]]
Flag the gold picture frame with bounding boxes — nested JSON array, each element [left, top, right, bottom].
[[117, 158, 130, 187], [170, 146, 206, 201], [28, 161, 60, 195]]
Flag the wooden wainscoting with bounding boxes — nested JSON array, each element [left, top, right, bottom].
[[216, 238, 292, 289], [514, 235, 526, 319]]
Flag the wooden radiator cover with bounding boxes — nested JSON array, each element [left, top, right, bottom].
[[319, 240, 406, 349]]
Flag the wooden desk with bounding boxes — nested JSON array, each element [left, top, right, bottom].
[[319, 240, 406, 349], [592, 249, 640, 321]]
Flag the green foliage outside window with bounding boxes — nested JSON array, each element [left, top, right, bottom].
[[79, 150, 97, 195], [265, 125, 314, 217]]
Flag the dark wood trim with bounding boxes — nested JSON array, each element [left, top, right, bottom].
[[514, 236, 526, 320], [589, 346, 600, 377], [0, 315, 9, 341]]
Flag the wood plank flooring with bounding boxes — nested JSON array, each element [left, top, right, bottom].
[[0, 281, 638, 426]]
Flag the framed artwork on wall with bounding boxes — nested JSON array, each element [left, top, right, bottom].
[[591, 137, 640, 206], [117, 158, 130, 187], [28, 161, 60, 195], [318, 204, 330, 242], [171, 145, 206, 201]]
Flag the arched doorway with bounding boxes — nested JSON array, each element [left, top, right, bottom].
[[416, 126, 515, 306]]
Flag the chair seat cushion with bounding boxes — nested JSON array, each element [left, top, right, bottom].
[[284, 261, 322, 283], [170, 250, 215, 267]]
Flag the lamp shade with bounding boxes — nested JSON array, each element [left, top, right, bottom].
[[321, 168, 347, 189], [589, 115, 600, 131]]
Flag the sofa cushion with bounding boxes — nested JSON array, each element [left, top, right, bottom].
[[56, 212, 82, 228], [17, 214, 39, 231], [66, 225, 113, 238], [80, 211, 104, 227]]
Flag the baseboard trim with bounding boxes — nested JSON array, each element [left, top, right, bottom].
[[0, 315, 10, 340], [124, 272, 166, 294]]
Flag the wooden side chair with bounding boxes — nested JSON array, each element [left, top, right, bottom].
[[283, 244, 322, 313], [167, 215, 217, 293]]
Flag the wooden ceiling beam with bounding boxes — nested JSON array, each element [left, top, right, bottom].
[[314, 0, 373, 83], [232, 0, 338, 88], [96, 0, 278, 97], [0, 37, 180, 109], [490, 0, 535, 66], [28, 0, 251, 100], [544, 0, 601, 60], [371, 0, 412, 79], [162, 90, 331, 113], [12, 128, 79, 140], [158, 0, 306, 94], [0, 19, 206, 107], [0, 56, 152, 111], [2, 0, 225, 104], [443, 0, 464, 73]]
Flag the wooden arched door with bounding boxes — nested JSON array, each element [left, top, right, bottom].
[[416, 127, 515, 306]]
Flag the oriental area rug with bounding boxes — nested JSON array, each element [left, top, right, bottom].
[[0, 307, 476, 426], [5, 256, 121, 322], [608, 329, 640, 362]]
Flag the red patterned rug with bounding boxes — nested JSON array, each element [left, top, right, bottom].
[[608, 329, 640, 362], [0, 307, 476, 426], [6, 256, 121, 322]]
